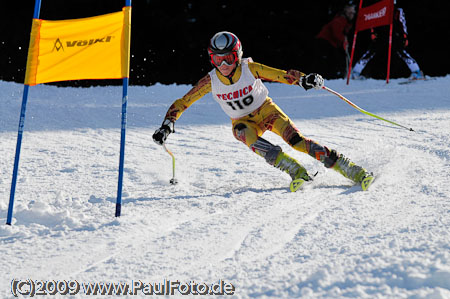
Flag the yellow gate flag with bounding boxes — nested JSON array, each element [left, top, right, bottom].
[[25, 7, 131, 86]]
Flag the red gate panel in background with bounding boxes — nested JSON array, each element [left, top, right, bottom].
[[347, 0, 394, 84]]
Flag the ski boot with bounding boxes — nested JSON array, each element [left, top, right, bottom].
[[410, 70, 425, 80], [250, 137, 312, 192], [274, 152, 313, 192], [332, 154, 374, 191], [351, 71, 366, 80]]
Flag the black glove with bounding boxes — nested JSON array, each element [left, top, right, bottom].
[[153, 119, 174, 145], [300, 73, 324, 90]]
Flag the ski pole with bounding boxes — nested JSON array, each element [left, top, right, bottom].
[[322, 86, 414, 132], [163, 143, 178, 185]]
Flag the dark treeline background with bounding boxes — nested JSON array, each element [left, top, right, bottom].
[[1, 0, 448, 86]]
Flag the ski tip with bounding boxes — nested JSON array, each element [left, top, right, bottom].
[[361, 175, 375, 191], [290, 178, 306, 192]]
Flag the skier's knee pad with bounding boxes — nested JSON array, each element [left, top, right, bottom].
[[288, 132, 303, 146], [308, 143, 339, 168], [233, 123, 248, 143], [233, 122, 260, 146], [322, 149, 339, 168]]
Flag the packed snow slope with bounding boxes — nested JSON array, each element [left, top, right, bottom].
[[1, 76, 449, 298]]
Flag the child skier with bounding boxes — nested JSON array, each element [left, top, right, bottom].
[[153, 31, 374, 191]]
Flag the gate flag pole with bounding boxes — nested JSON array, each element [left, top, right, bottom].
[[115, 77, 128, 217], [386, 22, 394, 83], [115, 0, 132, 217], [6, 0, 42, 225]]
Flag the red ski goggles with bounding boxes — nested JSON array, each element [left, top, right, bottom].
[[210, 52, 239, 67]]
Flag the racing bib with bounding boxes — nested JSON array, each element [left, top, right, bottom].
[[209, 58, 268, 119]]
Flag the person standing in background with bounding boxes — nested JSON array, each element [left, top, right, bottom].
[[314, 3, 356, 78], [352, 2, 424, 80]]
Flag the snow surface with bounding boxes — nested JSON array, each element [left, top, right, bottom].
[[0, 76, 449, 298]]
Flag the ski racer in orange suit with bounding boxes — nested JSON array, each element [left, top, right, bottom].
[[153, 31, 374, 191]]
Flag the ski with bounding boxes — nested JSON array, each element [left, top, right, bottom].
[[289, 171, 318, 192], [361, 173, 375, 191], [289, 172, 375, 192], [290, 178, 307, 192], [398, 76, 434, 85]]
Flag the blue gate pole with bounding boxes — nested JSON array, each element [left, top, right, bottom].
[[115, 0, 131, 217], [7, 86, 30, 225], [116, 78, 128, 217], [6, 0, 42, 225]]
